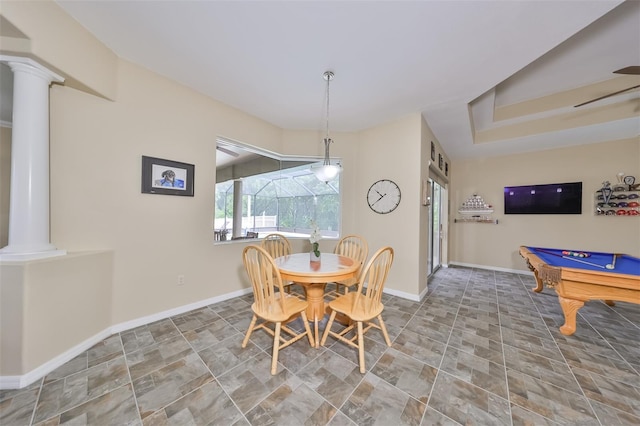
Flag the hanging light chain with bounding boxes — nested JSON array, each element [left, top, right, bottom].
[[324, 71, 333, 140], [311, 70, 341, 183]]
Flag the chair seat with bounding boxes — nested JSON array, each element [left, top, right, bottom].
[[327, 292, 384, 322], [253, 294, 308, 322]]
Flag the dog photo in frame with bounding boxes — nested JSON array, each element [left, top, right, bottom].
[[141, 156, 194, 196]]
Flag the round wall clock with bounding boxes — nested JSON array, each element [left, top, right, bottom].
[[623, 175, 635, 186], [367, 179, 401, 214]]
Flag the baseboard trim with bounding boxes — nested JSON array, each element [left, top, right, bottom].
[[382, 287, 421, 302], [2, 264, 528, 390], [0, 288, 252, 390], [448, 261, 533, 276], [110, 288, 252, 333]]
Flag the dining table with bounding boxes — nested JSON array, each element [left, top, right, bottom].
[[274, 252, 359, 347]]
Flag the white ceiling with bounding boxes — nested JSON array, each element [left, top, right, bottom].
[[12, 1, 640, 159]]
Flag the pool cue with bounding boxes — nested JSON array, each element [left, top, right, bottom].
[[534, 248, 565, 258], [535, 248, 605, 269], [561, 256, 605, 268]]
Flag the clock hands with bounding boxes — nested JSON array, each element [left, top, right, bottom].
[[371, 192, 387, 205]]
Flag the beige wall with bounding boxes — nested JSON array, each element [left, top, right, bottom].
[[0, 251, 113, 375], [1, 0, 636, 384], [449, 137, 640, 270], [49, 60, 289, 325], [358, 114, 424, 297], [0, 0, 118, 100]]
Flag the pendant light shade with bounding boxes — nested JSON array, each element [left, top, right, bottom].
[[311, 71, 341, 183]]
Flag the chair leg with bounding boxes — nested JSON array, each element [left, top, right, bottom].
[[320, 310, 337, 346], [357, 321, 365, 374], [242, 314, 258, 348], [300, 311, 314, 347], [271, 322, 282, 375], [377, 314, 391, 346]]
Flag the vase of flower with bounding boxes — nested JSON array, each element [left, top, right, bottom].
[[309, 221, 322, 262], [310, 242, 321, 261]]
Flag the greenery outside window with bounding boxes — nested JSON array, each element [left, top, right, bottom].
[[215, 138, 340, 241]]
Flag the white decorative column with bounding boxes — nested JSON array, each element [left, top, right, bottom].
[[0, 56, 65, 260], [232, 179, 243, 239]]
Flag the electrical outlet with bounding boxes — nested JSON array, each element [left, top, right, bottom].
[[177, 275, 185, 286]]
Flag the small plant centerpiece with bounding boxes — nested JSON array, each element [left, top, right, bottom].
[[309, 221, 322, 261]]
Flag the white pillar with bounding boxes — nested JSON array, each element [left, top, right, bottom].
[[0, 57, 65, 261], [232, 179, 243, 239]]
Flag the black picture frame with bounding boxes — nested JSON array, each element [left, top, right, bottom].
[[438, 153, 443, 170], [445, 162, 449, 176], [431, 141, 435, 161], [141, 155, 194, 196]]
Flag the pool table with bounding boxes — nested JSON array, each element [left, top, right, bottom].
[[519, 246, 640, 336]]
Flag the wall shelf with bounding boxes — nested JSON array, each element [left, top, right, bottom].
[[456, 193, 497, 224], [595, 189, 639, 217], [454, 218, 499, 224]]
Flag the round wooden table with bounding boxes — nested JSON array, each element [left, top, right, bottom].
[[275, 252, 358, 346]]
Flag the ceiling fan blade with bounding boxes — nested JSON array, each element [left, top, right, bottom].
[[613, 66, 640, 75], [216, 145, 240, 157], [574, 84, 640, 108]]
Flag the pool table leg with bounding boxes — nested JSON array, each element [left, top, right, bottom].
[[558, 296, 584, 336], [532, 271, 544, 293]]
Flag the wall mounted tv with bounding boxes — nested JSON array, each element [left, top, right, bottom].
[[504, 182, 582, 214]]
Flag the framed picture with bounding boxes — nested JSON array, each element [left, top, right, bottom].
[[445, 162, 449, 177], [141, 155, 194, 196], [431, 141, 435, 161], [438, 153, 443, 170]]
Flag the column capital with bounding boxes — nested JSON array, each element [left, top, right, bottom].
[[0, 55, 64, 84]]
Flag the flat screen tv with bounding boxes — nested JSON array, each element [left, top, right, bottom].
[[504, 182, 582, 214]]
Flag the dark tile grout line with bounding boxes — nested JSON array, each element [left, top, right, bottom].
[[493, 270, 514, 426], [7, 267, 638, 425], [515, 272, 614, 426], [421, 267, 472, 425]]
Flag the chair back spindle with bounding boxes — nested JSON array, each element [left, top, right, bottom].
[[332, 235, 368, 295], [261, 233, 292, 259], [243, 245, 287, 314], [352, 246, 394, 314]]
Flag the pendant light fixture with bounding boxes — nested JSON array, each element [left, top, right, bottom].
[[311, 71, 341, 183]]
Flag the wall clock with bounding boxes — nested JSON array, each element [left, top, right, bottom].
[[367, 179, 401, 214]]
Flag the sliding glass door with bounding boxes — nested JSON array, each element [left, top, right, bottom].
[[428, 179, 443, 276]]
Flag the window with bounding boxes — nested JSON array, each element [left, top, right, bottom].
[[214, 139, 340, 241]]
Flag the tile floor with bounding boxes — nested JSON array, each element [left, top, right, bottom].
[[1, 266, 639, 425]]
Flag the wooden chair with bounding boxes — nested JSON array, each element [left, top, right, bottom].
[[320, 246, 394, 373], [261, 233, 295, 293], [332, 234, 368, 295], [241, 245, 314, 375]]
